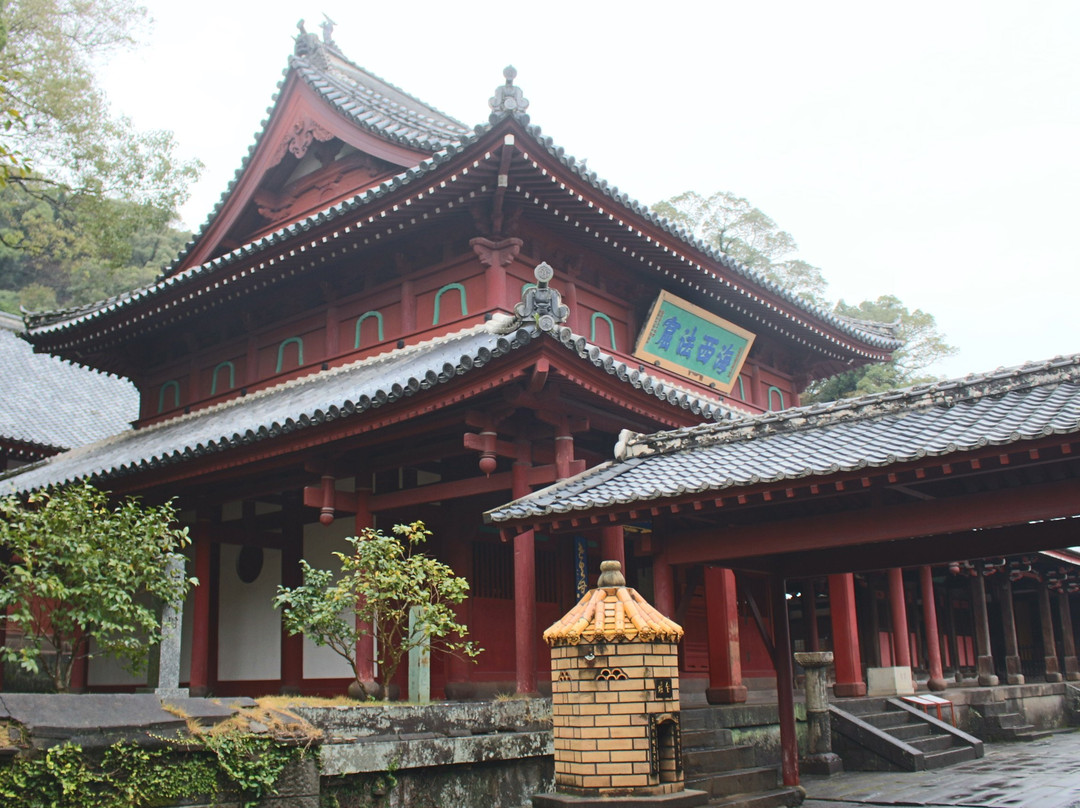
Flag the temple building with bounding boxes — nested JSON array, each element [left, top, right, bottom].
[[3, 21, 1078, 750]]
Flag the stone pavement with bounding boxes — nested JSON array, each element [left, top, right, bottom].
[[801, 730, 1080, 808]]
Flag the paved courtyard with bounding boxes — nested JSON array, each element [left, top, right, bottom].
[[802, 730, 1080, 808]]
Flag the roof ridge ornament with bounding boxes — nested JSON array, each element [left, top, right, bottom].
[[293, 19, 329, 70], [515, 262, 568, 333], [489, 66, 530, 124]]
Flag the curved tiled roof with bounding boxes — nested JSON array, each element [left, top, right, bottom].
[[0, 313, 137, 453], [1, 312, 732, 495], [543, 563, 683, 646], [485, 354, 1080, 524], [23, 35, 899, 361]]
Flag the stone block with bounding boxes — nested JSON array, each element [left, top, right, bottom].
[[867, 666, 915, 696]]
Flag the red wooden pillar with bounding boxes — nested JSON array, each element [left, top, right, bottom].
[[998, 576, 1025, 685], [69, 632, 89, 693], [919, 565, 947, 691], [353, 491, 377, 691], [972, 562, 999, 686], [445, 504, 471, 689], [803, 580, 820, 652], [772, 575, 799, 787], [704, 566, 747, 704], [600, 526, 626, 570], [828, 573, 866, 697], [189, 516, 212, 697], [280, 496, 304, 694], [1059, 590, 1080, 681], [513, 441, 537, 694], [887, 568, 911, 668], [1039, 586, 1063, 682], [653, 548, 675, 618]]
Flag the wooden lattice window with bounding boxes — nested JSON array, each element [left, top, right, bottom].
[[472, 542, 513, 599]]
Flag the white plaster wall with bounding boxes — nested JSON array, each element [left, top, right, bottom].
[[217, 544, 281, 681], [302, 517, 355, 679]]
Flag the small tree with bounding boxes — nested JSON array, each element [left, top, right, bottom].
[[274, 521, 480, 699], [0, 482, 193, 692]]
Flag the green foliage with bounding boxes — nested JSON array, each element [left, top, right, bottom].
[[275, 520, 481, 698], [653, 190, 829, 307], [802, 295, 958, 402], [202, 731, 298, 806], [655, 190, 956, 400], [0, 482, 193, 692], [0, 0, 200, 309], [0, 734, 301, 808]]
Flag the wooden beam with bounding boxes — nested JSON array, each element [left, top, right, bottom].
[[368, 464, 560, 512], [665, 476, 1080, 567]]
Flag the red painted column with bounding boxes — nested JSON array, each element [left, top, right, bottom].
[[972, 562, 999, 686], [189, 516, 212, 697], [280, 497, 304, 695], [887, 567, 912, 668], [513, 441, 537, 694], [69, 632, 89, 693], [600, 526, 626, 570], [353, 491, 377, 692], [828, 573, 866, 697], [554, 417, 574, 481], [919, 565, 947, 691], [998, 576, 1025, 685], [704, 566, 747, 704], [1039, 586, 1063, 682], [772, 575, 799, 787], [444, 502, 472, 692], [653, 548, 675, 618], [803, 580, 820, 653], [1058, 590, 1080, 681]]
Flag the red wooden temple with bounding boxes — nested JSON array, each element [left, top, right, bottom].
[[5, 24, 1079, 733]]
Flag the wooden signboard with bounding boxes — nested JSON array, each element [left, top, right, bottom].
[[634, 290, 755, 394]]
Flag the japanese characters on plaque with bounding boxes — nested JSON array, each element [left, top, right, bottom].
[[574, 536, 589, 598], [634, 291, 755, 395]]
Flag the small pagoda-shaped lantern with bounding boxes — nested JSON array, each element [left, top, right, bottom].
[[535, 561, 705, 806]]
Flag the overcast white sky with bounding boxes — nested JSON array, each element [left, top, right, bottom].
[[96, 1, 1079, 380]]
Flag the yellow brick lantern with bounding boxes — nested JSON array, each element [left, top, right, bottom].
[[535, 560, 706, 807]]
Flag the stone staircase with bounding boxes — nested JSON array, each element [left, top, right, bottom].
[[967, 699, 1052, 742], [831, 697, 983, 771], [681, 707, 803, 808]]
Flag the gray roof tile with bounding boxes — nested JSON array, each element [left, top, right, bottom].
[[485, 355, 1080, 524], [0, 314, 137, 452], [1, 314, 731, 494]]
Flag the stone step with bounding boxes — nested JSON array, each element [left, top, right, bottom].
[[686, 766, 780, 799], [706, 786, 804, 808], [683, 726, 736, 749], [1013, 729, 1055, 742], [996, 712, 1029, 728], [887, 722, 933, 741], [907, 734, 957, 753], [924, 745, 979, 769], [860, 710, 914, 729], [684, 745, 757, 776]]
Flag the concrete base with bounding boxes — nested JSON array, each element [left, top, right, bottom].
[[533, 789, 709, 807], [801, 752, 844, 776], [705, 685, 748, 704], [867, 666, 915, 696], [833, 681, 867, 698]]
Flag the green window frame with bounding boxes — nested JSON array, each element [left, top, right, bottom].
[[210, 361, 235, 396], [590, 312, 617, 351], [354, 311, 384, 348], [157, 380, 180, 413], [276, 337, 304, 373], [433, 283, 467, 325]]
